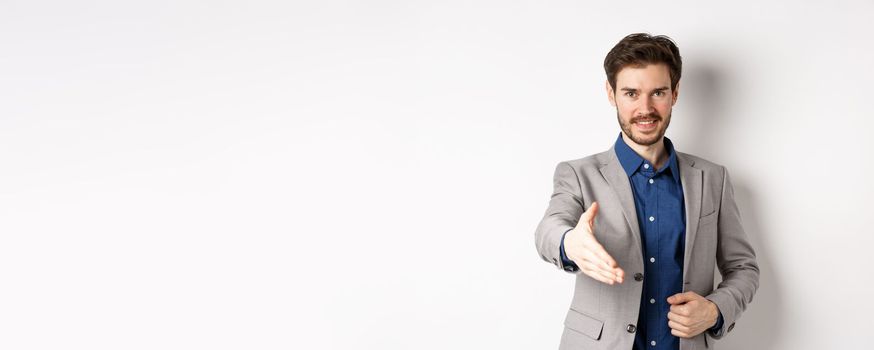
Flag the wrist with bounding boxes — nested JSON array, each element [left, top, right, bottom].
[[564, 228, 578, 246], [707, 300, 719, 327]]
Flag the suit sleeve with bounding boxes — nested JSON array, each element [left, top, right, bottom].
[[705, 166, 760, 339], [560, 229, 580, 272], [535, 161, 585, 274]]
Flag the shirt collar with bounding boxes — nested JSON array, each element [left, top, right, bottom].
[[613, 132, 681, 184]]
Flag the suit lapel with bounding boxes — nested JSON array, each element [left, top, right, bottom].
[[598, 147, 643, 257], [678, 153, 702, 285]]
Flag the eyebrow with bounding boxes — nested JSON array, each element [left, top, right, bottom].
[[620, 86, 670, 93]]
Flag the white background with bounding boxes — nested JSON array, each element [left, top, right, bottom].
[[1, 1, 872, 349]]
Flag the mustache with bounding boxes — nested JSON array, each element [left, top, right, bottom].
[[631, 113, 661, 123]]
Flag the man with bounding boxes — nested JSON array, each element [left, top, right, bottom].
[[534, 33, 759, 350]]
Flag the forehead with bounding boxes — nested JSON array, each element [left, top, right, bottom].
[[615, 63, 671, 88]]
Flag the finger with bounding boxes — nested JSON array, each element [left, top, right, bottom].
[[578, 263, 607, 281], [580, 259, 617, 282], [668, 320, 690, 333], [590, 241, 617, 268], [580, 201, 598, 219], [581, 253, 620, 283], [578, 263, 622, 286], [590, 265, 619, 282], [579, 201, 595, 221], [584, 240, 617, 269], [580, 265, 615, 285], [671, 329, 691, 339], [580, 232, 621, 275], [669, 304, 689, 317], [579, 245, 609, 269], [576, 237, 624, 282], [599, 263, 624, 284], [613, 267, 625, 282], [585, 201, 599, 227], [581, 230, 624, 282], [667, 311, 689, 325], [667, 291, 698, 305], [584, 245, 625, 283]]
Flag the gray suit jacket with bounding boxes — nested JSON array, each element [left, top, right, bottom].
[[534, 144, 759, 350]]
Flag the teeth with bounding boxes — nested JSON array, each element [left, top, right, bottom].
[[638, 120, 655, 125]]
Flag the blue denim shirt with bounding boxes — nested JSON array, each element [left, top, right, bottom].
[[560, 133, 722, 349]]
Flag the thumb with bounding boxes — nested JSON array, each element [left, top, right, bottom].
[[579, 201, 599, 228], [667, 292, 699, 305]]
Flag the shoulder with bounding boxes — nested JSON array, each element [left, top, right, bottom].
[[676, 151, 730, 182], [677, 151, 724, 169], [550, 150, 614, 183], [558, 149, 613, 171]]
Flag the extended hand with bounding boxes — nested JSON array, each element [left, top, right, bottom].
[[563, 202, 625, 285], [666, 292, 719, 338]]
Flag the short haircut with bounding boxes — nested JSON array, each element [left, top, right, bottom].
[[604, 33, 682, 91]]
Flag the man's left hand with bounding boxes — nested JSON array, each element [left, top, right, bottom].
[[666, 291, 719, 338]]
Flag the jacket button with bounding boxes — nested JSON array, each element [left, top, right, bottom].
[[634, 273, 644, 282], [626, 324, 636, 333]]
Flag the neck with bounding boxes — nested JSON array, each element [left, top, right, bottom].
[[621, 132, 668, 170]]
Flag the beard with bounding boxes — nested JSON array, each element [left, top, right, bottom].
[[617, 110, 671, 146]]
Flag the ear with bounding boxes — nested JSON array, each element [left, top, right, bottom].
[[606, 80, 616, 107], [671, 81, 680, 106]]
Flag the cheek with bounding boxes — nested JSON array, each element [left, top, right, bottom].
[[655, 102, 672, 115], [617, 103, 635, 116]]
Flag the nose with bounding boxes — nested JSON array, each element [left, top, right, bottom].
[[637, 95, 655, 115]]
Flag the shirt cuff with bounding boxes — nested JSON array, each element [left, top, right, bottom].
[[559, 229, 579, 272], [709, 309, 724, 332]]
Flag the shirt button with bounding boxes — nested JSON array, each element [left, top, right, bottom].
[[650, 298, 655, 304], [651, 340, 657, 346], [649, 178, 654, 184], [649, 216, 655, 222], [650, 257, 655, 263], [644, 164, 650, 169]]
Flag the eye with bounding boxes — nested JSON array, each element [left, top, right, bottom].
[[653, 91, 664, 97], [624, 91, 636, 97]]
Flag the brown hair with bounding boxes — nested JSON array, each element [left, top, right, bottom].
[[604, 33, 682, 91]]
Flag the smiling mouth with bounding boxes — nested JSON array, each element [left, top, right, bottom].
[[633, 118, 659, 130]]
